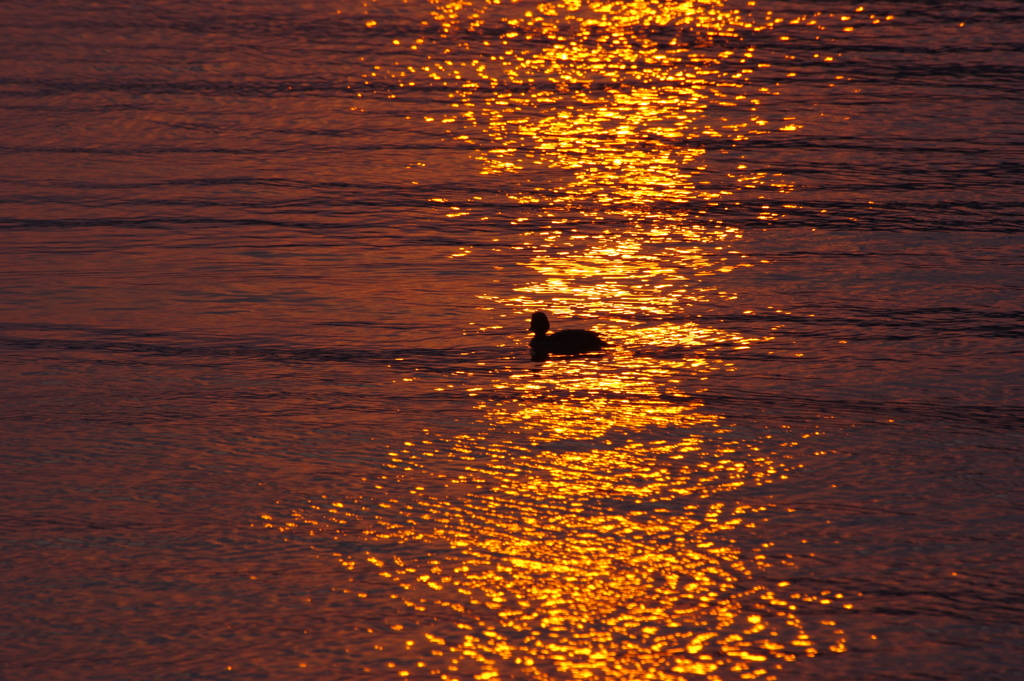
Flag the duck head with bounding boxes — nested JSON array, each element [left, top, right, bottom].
[[529, 312, 550, 335]]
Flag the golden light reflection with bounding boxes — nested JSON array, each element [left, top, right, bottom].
[[390, 0, 849, 335], [268, 1, 870, 678], [274, 422, 846, 680], [418, 0, 801, 228]]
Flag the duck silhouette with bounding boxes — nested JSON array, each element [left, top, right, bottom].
[[529, 311, 608, 358]]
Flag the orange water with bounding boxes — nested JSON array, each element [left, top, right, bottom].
[[1, 1, 1022, 679]]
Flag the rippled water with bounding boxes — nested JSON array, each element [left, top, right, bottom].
[[2, 0, 1022, 679]]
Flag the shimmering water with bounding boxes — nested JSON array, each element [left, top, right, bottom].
[[1, 0, 1022, 679]]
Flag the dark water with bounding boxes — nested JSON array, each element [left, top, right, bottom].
[[2, 0, 1022, 679]]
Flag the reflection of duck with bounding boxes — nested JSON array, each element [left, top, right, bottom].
[[529, 311, 608, 357]]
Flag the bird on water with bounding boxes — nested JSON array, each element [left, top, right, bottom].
[[529, 311, 608, 358]]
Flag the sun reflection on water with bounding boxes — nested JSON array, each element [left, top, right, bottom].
[[276, 417, 847, 679], [271, 0, 866, 677]]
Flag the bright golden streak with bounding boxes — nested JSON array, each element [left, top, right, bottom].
[[272, 1, 858, 679]]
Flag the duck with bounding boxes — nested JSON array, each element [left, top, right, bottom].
[[529, 311, 608, 357]]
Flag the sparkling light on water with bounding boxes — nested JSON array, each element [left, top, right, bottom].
[[270, 1, 880, 678]]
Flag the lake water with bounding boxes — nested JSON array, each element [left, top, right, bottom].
[[1, 0, 1022, 679]]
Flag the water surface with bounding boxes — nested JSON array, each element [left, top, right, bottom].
[[1, 0, 1022, 679]]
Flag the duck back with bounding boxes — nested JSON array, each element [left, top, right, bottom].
[[532, 328, 607, 354]]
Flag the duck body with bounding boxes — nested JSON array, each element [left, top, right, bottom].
[[529, 312, 608, 356]]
